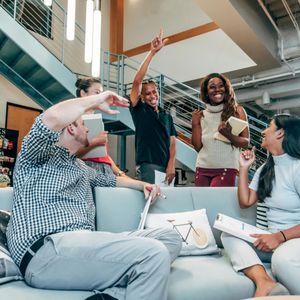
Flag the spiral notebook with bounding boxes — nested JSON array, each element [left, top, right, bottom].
[[138, 191, 155, 230]]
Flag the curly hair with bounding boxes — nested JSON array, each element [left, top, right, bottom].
[[200, 73, 239, 121], [75, 77, 102, 97]]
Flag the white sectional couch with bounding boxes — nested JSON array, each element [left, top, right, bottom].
[[0, 186, 273, 300]]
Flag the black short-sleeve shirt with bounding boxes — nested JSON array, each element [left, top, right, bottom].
[[130, 101, 176, 168]]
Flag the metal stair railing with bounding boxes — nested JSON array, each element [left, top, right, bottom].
[[0, 0, 86, 75], [101, 50, 269, 170]]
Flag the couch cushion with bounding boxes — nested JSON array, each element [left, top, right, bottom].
[[169, 252, 256, 300], [95, 187, 145, 232], [148, 187, 195, 213], [94, 186, 257, 248], [191, 187, 257, 247], [95, 187, 196, 232], [0, 281, 93, 299]]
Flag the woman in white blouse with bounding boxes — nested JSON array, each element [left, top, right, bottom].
[[222, 114, 300, 297]]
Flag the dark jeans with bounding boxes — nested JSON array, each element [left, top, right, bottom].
[[136, 163, 165, 184]]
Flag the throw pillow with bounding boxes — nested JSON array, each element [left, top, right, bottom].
[[0, 210, 22, 284], [145, 209, 219, 256]]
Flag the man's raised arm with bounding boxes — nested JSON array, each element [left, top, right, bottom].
[[42, 91, 129, 131], [130, 29, 168, 107]]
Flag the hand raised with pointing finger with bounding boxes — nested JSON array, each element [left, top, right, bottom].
[[151, 29, 169, 54]]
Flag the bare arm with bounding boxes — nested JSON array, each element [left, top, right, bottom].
[[218, 106, 249, 148], [42, 91, 129, 132], [238, 148, 258, 208], [130, 29, 168, 107], [191, 109, 204, 152], [110, 157, 127, 177], [281, 224, 300, 240], [253, 224, 300, 252], [165, 136, 176, 185], [116, 176, 160, 200]]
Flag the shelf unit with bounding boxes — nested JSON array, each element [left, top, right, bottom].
[[0, 128, 18, 187]]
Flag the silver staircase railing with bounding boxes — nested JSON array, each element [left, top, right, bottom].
[[0, 0, 87, 75]]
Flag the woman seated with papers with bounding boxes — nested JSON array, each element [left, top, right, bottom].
[[221, 114, 300, 297]]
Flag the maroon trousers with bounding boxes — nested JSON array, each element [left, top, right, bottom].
[[195, 167, 238, 187]]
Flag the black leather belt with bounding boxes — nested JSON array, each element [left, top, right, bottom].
[[19, 237, 45, 277]]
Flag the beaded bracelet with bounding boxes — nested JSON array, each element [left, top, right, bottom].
[[280, 230, 287, 242]]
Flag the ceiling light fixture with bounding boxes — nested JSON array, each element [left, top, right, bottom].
[[91, 1, 101, 77], [66, 0, 76, 41], [84, 0, 94, 63]]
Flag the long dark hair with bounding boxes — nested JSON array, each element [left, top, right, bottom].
[[200, 73, 239, 121], [75, 77, 101, 97], [257, 114, 300, 201]]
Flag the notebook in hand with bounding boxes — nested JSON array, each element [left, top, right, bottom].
[[138, 191, 155, 230], [213, 213, 270, 243], [214, 116, 248, 143], [82, 114, 107, 158]]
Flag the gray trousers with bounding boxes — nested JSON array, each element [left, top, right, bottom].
[[136, 163, 166, 184], [25, 228, 182, 300], [221, 232, 300, 294], [84, 161, 114, 176]]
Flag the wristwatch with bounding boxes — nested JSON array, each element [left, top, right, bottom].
[[116, 171, 125, 176]]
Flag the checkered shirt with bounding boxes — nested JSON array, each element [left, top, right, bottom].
[[7, 115, 116, 266]]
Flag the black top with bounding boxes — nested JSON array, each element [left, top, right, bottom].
[[130, 101, 176, 168]]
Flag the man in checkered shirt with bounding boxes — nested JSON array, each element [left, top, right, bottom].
[[7, 91, 182, 300]]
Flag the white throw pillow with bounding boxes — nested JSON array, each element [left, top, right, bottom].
[[145, 209, 219, 256]]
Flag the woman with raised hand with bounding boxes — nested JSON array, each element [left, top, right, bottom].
[[222, 114, 300, 297], [75, 78, 127, 177], [192, 73, 249, 187]]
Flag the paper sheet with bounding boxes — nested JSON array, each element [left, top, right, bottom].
[[155, 170, 174, 187]]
